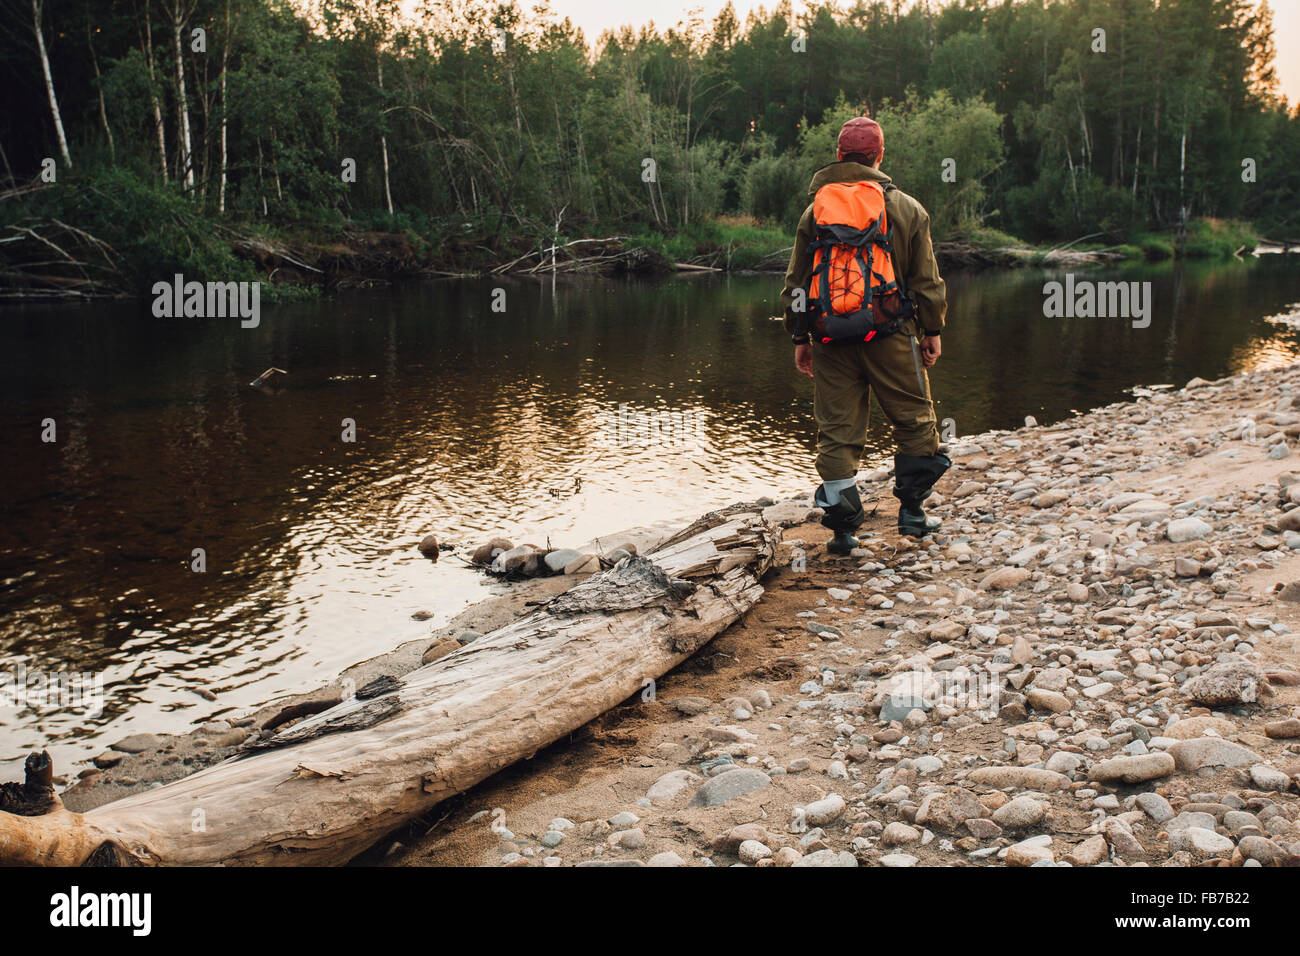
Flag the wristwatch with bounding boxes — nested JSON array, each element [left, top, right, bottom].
[[792, 333, 810, 344]]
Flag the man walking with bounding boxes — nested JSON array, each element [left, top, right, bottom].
[[781, 116, 950, 554]]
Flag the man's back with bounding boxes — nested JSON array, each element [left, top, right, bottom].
[[781, 160, 947, 340]]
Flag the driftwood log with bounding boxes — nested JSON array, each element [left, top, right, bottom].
[[0, 505, 777, 866]]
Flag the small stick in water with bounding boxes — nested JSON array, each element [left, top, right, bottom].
[[249, 367, 288, 388]]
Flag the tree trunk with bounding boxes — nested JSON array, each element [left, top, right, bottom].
[[575, 118, 596, 222], [218, 0, 231, 214], [270, 127, 282, 201], [192, 35, 210, 204], [0, 506, 777, 867], [1131, 123, 1142, 199], [1076, 88, 1092, 173], [1065, 142, 1079, 219], [86, 17, 114, 160], [0, 135, 16, 188], [379, 58, 394, 216], [1151, 60, 1161, 223], [1178, 122, 1188, 237], [170, 3, 195, 191], [1113, 17, 1125, 189], [32, 0, 72, 169], [256, 138, 266, 216], [684, 75, 693, 227], [136, 1, 168, 182]]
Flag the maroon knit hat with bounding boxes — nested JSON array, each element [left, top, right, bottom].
[[837, 117, 884, 162]]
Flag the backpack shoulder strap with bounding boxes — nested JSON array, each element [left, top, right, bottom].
[[876, 183, 913, 305]]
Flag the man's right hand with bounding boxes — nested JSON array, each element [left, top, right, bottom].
[[920, 333, 941, 368], [794, 343, 814, 379]]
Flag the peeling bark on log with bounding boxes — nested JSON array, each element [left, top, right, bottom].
[[0, 505, 777, 866]]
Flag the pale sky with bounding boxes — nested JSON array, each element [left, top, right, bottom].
[[547, 0, 1300, 108], [545, 0, 773, 38], [1273, 0, 1300, 107], [381, 0, 1300, 107]]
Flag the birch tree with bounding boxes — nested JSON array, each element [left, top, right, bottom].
[[85, 14, 115, 160], [31, 0, 72, 168], [218, 0, 232, 213], [166, 0, 196, 191], [132, 0, 168, 182]]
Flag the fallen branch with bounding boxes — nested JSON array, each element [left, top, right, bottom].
[[229, 236, 324, 274], [0, 220, 125, 296], [0, 504, 777, 866]]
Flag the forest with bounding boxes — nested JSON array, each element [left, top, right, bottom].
[[0, 0, 1294, 293]]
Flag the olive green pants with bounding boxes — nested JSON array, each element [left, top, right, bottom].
[[812, 328, 939, 480]]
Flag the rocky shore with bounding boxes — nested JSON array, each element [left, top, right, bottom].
[[388, 361, 1300, 867], [62, 360, 1300, 867]]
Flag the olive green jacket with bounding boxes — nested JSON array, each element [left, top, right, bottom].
[[780, 162, 947, 337]]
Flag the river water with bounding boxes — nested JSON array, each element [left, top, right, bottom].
[[2, 255, 1298, 774]]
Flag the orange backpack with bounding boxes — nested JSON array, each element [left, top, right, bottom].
[[804, 180, 914, 345]]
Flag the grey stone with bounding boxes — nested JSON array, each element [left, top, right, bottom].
[[1249, 764, 1292, 792], [1166, 517, 1213, 542], [543, 548, 582, 573], [1166, 811, 1218, 832], [1223, 811, 1262, 836], [564, 553, 600, 575], [881, 822, 920, 846], [880, 695, 930, 721], [1237, 836, 1286, 865], [576, 859, 644, 867], [110, 733, 162, 754], [610, 828, 645, 849], [1169, 826, 1234, 858], [686, 768, 771, 808], [647, 769, 701, 805], [1135, 792, 1174, 824], [915, 787, 984, 830], [1088, 752, 1175, 784], [491, 545, 534, 574], [1169, 738, 1261, 771], [1183, 661, 1268, 705], [792, 849, 858, 867], [805, 621, 843, 639], [992, 796, 1046, 829], [671, 696, 711, 715], [802, 793, 847, 826]]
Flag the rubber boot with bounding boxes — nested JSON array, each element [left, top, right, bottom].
[[897, 502, 937, 538], [815, 482, 864, 556], [826, 530, 860, 556], [893, 452, 951, 538]]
